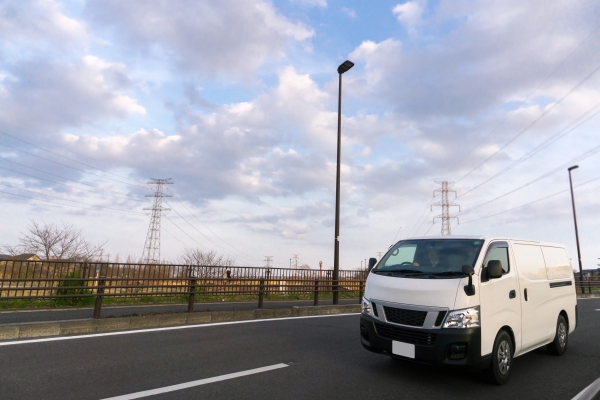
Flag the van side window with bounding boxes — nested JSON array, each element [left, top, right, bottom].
[[483, 247, 510, 276]]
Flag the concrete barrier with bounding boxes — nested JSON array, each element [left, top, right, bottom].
[[0, 304, 360, 341]]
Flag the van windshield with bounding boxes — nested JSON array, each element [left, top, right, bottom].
[[372, 239, 484, 278]]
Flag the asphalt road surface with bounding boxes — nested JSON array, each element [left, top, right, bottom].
[[1, 298, 599, 400], [0, 298, 359, 325]]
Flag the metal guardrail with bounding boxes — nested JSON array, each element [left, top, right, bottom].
[[575, 279, 600, 294], [0, 260, 367, 318], [0, 276, 365, 319]]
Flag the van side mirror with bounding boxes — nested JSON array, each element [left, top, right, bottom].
[[487, 260, 503, 279], [368, 258, 377, 271], [462, 265, 476, 296]]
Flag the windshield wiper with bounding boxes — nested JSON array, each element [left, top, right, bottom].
[[429, 271, 467, 276], [380, 269, 423, 273]]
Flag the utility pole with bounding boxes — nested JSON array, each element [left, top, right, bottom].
[[142, 178, 173, 264], [568, 166, 584, 294], [431, 181, 460, 236], [292, 254, 299, 269], [377, 252, 383, 260]]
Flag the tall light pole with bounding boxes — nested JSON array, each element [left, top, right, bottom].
[[568, 165, 584, 294], [333, 60, 354, 305]]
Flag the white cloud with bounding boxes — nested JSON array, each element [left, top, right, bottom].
[[0, 55, 144, 138], [84, 0, 314, 77], [392, 1, 425, 33], [291, 0, 327, 7], [341, 7, 357, 19], [0, 0, 89, 50]]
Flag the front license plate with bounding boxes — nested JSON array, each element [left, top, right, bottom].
[[392, 341, 415, 359]]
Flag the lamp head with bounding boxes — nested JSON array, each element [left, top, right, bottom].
[[568, 165, 579, 172], [337, 60, 354, 74]]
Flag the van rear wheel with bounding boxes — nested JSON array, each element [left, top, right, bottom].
[[547, 315, 568, 356], [486, 330, 513, 385]]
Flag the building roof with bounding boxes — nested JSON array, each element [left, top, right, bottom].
[[3, 254, 41, 261]]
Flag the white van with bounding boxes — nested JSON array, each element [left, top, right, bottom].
[[360, 236, 577, 385]]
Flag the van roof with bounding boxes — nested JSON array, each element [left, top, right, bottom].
[[400, 236, 566, 248]]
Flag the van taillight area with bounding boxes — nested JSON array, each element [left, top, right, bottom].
[[360, 314, 489, 368]]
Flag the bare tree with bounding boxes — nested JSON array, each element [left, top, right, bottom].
[[2, 220, 106, 261], [179, 248, 236, 267]]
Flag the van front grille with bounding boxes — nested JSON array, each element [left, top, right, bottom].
[[374, 323, 437, 346], [383, 306, 427, 327], [434, 311, 447, 326]]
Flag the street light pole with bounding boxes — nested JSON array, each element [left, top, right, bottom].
[[568, 165, 584, 294], [333, 60, 354, 305]]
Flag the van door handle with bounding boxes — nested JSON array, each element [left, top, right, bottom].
[[509, 290, 516, 299], [524, 288, 528, 301]]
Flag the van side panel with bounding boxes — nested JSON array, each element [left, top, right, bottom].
[[512, 243, 555, 352], [541, 246, 577, 334]]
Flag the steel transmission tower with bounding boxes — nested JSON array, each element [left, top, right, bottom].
[[292, 254, 299, 269], [431, 181, 460, 236], [264, 256, 273, 268], [142, 178, 173, 264]]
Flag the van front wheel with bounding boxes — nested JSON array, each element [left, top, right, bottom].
[[547, 315, 568, 356], [486, 330, 513, 385]]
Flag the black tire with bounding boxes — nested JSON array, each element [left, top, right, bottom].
[[547, 315, 568, 356], [486, 330, 513, 385]]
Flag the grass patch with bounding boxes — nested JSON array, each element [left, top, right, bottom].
[[53, 272, 95, 306]]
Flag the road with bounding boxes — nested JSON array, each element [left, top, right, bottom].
[[0, 298, 359, 325], [1, 298, 599, 399]]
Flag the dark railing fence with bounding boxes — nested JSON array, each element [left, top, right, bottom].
[[0, 260, 369, 318]]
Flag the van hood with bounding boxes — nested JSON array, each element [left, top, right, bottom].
[[364, 272, 460, 309]]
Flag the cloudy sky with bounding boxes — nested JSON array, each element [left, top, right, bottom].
[[1, 0, 599, 270]]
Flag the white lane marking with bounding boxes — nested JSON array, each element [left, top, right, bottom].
[[0, 313, 359, 346], [101, 363, 289, 400], [571, 377, 600, 400]]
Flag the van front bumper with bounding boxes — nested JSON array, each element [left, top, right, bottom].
[[360, 314, 486, 368]]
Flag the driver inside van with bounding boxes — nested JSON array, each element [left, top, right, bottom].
[[413, 246, 441, 267]]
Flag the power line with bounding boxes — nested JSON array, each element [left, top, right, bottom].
[[0, 164, 142, 202], [460, 144, 600, 215], [0, 142, 147, 189], [0, 157, 142, 198], [0, 130, 145, 185], [459, 174, 600, 225], [449, 24, 600, 173], [456, 61, 600, 184], [422, 221, 436, 236], [165, 200, 262, 264], [460, 103, 600, 198], [0, 187, 144, 216], [165, 188, 263, 262]]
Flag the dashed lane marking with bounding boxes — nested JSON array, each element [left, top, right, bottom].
[[571, 377, 600, 400], [101, 363, 289, 400]]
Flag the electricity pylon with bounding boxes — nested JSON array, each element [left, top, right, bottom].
[[431, 181, 460, 236], [142, 178, 173, 264]]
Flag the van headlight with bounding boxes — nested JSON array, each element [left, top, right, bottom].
[[362, 297, 373, 316], [443, 306, 479, 328]]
